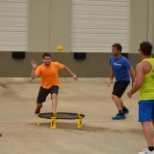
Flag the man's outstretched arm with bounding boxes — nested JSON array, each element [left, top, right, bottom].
[[63, 66, 78, 81]]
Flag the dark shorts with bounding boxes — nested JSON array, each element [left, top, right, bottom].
[[112, 80, 130, 98], [37, 86, 59, 104]]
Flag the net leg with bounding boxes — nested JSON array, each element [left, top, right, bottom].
[[77, 113, 83, 128], [50, 112, 57, 128], [37, 116, 40, 126]]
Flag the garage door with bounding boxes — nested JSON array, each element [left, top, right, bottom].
[[71, 0, 130, 53], [0, 0, 28, 51]]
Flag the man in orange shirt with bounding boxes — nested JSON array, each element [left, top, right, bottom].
[[31, 53, 77, 114]]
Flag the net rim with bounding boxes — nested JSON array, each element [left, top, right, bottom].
[[38, 112, 85, 120]]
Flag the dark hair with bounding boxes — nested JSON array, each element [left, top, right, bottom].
[[112, 43, 122, 52], [140, 42, 153, 56], [42, 52, 51, 59]]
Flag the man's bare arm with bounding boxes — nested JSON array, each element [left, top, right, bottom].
[[108, 67, 114, 87], [110, 67, 114, 80], [128, 67, 135, 85], [31, 60, 38, 80], [127, 63, 144, 97], [63, 66, 77, 81]]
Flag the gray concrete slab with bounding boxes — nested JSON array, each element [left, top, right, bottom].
[[0, 78, 146, 154]]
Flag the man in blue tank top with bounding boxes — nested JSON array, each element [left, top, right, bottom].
[[108, 43, 135, 120]]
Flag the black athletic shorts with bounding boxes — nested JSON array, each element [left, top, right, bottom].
[[37, 86, 59, 103], [112, 80, 130, 98]]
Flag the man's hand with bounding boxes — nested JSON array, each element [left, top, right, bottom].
[[127, 91, 132, 98], [63, 66, 78, 81], [129, 67, 135, 87], [31, 59, 38, 79], [132, 82, 135, 87], [31, 59, 38, 69], [108, 79, 113, 87], [72, 74, 78, 81]]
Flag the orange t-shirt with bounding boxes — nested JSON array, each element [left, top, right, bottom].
[[35, 62, 65, 89]]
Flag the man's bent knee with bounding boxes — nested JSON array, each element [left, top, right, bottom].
[[112, 94, 119, 100], [52, 93, 57, 99]]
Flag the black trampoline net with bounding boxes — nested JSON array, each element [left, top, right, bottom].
[[38, 112, 85, 120]]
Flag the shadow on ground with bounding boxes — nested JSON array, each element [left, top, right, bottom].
[[29, 121, 143, 135]]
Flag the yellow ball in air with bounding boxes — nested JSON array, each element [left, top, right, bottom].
[[57, 45, 63, 52]]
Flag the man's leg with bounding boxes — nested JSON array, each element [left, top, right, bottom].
[[112, 94, 126, 120], [151, 120, 154, 127], [120, 99, 129, 114], [139, 101, 154, 152], [36, 103, 42, 108], [112, 81, 129, 116], [112, 95, 127, 110], [112, 94, 123, 111], [52, 93, 58, 112], [112, 94, 129, 113], [141, 122, 154, 147], [35, 103, 43, 114], [120, 99, 125, 108], [50, 86, 59, 112], [112, 94, 128, 110], [35, 87, 49, 114]]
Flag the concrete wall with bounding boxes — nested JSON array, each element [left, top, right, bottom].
[[28, 0, 50, 52], [49, 0, 71, 52], [130, 0, 154, 53], [0, 0, 154, 77], [0, 52, 141, 77], [28, 0, 71, 52]]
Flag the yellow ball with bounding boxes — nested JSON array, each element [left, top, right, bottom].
[[57, 45, 63, 51]]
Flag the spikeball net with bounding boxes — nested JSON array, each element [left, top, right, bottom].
[[37, 112, 85, 129]]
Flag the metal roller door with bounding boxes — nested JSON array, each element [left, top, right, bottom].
[[71, 0, 130, 53], [0, 0, 28, 51]]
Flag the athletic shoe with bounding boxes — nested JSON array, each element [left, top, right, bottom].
[[35, 104, 42, 114], [138, 148, 154, 154], [123, 108, 129, 114], [112, 113, 126, 120]]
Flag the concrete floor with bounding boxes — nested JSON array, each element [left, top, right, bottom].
[[0, 78, 147, 154]]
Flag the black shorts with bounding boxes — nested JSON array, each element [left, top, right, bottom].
[[37, 86, 59, 104], [112, 80, 130, 98]]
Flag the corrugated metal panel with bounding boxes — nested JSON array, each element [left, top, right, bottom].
[[71, 0, 130, 53], [0, 0, 28, 51]]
